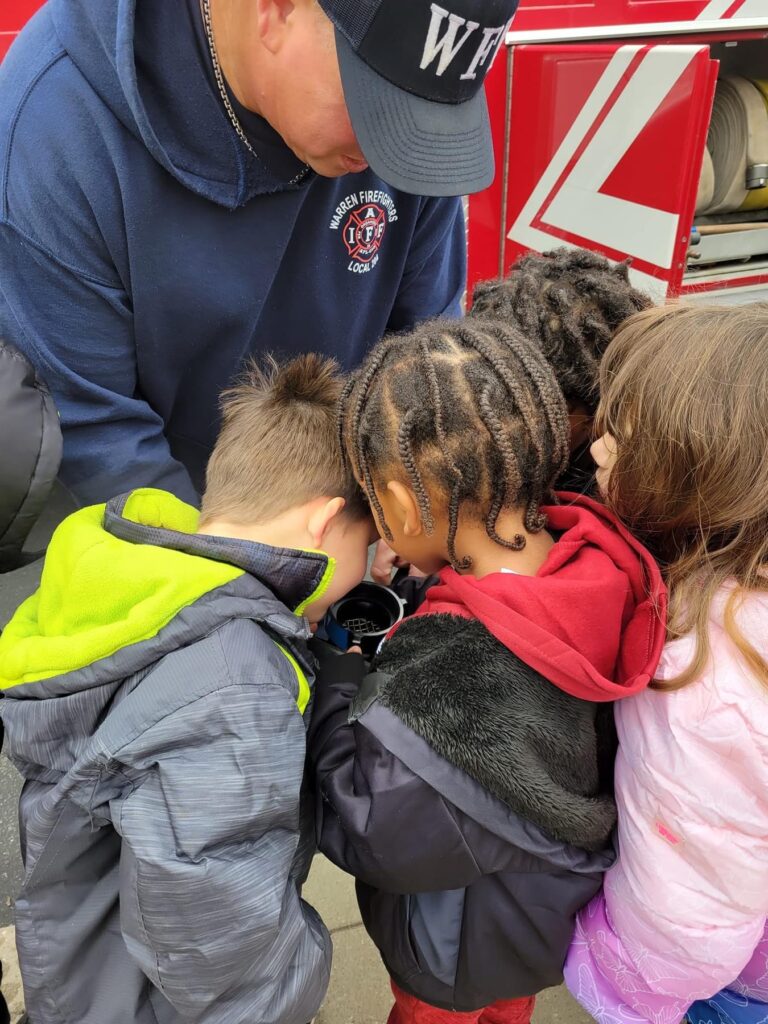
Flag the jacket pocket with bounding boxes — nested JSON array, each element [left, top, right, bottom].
[[16, 786, 124, 1023], [407, 888, 464, 989], [357, 883, 421, 984]]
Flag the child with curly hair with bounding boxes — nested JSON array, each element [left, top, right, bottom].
[[470, 247, 652, 492]]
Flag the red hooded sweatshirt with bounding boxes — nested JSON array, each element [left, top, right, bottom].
[[411, 493, 667, 703]]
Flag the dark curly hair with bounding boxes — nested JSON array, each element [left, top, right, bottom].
[[339, 318, 569, 571], [470, 248, 653, 414]]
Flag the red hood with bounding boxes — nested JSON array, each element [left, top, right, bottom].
[[414, 493, 667, 703]]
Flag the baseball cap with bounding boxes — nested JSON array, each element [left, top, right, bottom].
[[318, 0, 519, 197]]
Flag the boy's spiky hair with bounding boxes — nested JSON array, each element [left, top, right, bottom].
[[201, 354, 368, 525], [470, 248, 653, 413]]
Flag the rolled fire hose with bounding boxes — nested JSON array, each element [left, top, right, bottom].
[[703, 76, 768, 215], [695, 147, 715, 214], [740, 79, 768, 212]]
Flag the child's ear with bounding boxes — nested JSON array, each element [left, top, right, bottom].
[[386, 482, 423, 537], [307, 497, 346, 549]]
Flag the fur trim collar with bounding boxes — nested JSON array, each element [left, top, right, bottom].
[[375, 614, 617, 850]]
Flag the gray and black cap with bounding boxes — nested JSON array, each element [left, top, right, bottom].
[[318, 0, 519, 197]]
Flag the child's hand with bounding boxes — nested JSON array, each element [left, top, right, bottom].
[[347, 645, 363, 656], [371, 540, 408, 584]]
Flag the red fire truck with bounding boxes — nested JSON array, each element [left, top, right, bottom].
[[4, 0, 768, 302], [1, 0, 40, 62], [468, 0, 768, 303]]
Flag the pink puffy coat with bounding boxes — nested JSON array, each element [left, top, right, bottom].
[[565, 587, 768, 1024]]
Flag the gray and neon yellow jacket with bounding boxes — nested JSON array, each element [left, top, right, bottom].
[[0, 488, 333, 1024]]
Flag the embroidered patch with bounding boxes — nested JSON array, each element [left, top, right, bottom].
[[329, 189, 398, 275]]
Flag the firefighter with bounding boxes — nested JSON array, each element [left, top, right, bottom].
[[0, 0, 517, 504]]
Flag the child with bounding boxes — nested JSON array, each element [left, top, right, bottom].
[[469, 247, 652, 492], [369, 250, 650, 585], [0, 355, 373, 1024], [564, 303, 768, 1024], [310, 317, 666, 1024]]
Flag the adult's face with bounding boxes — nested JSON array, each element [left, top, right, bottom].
[[237, 0, 369, 178]]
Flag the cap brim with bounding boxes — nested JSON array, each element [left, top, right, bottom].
[[335, 29, 495, 198]]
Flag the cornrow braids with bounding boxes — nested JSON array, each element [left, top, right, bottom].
[[475, 318, 571, 479], [337, 374, 356, 457], [398, 410, 435, 535], [470, 247, 653, 414], [345, 344, 392, 540], [447, 476, 472, 571], [339, 318, 569, 571], [421, 337, 445, 445], [478, 386, 525, 551], [450, 315, 573, 532], [448, 321, 563, 534], [361, 450, 391, 543], [421, 330, 473, 567]]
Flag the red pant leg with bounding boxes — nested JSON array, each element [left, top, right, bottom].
[[387, 982, 484, 1024], [479, 997, 536, 1024]]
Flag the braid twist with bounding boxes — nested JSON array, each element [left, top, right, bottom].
[[480, 319, 570, 480], [421, 337, 446, 446], [470, 247, 652, 415], [350, 345, 388, 472], [361, 442, 392, 543], [450, 321, 566, 512], [337, 375, 356, 459], [452, 322, 546, 465], [349, 344, 393, 537], [524, 501, 548, 534], [478, 386, 525, 549], [447, 477, 472, 571], [339, 317, 569, 572], [398, 410, 434, 535]]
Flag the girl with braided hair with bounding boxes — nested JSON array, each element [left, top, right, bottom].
[[309, 318, 666, 1024], [470, 247, 652, 493]]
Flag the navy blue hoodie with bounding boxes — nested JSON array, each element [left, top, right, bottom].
[[0, 0, 465, 505]]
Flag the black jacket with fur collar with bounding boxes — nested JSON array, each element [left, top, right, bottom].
[[310, 614, 617, 1012]]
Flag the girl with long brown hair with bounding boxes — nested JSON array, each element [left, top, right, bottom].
[[564, 303, 768, 1024]]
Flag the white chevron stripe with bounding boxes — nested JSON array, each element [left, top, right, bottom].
[[508, 44, 705, 296], [697, 0, 741, 17]]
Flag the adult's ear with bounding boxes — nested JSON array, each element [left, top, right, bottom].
[[386, 482, 424, 538], [254, 0, 298, 52], [307, 497, 346, 549]]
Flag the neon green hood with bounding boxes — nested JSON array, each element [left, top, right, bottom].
[[0, 490, 244, 690]]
